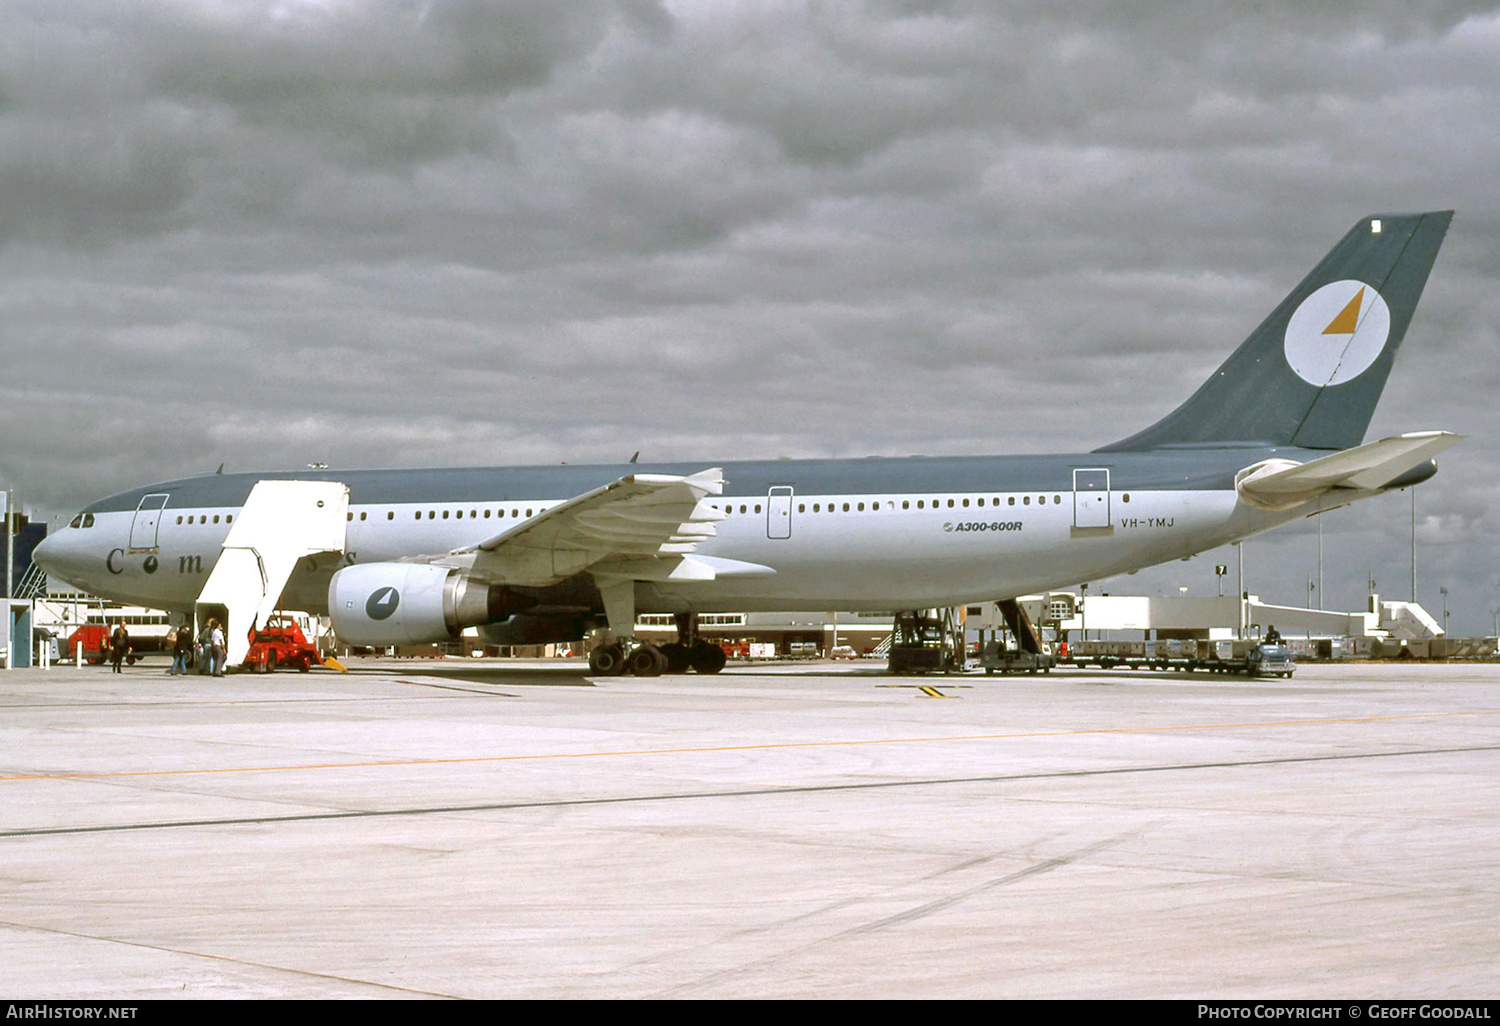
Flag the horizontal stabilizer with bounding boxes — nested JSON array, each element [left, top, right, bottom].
[[1236, 432, 1460, 510]]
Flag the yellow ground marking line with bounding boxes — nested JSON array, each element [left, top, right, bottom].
[[3, 709, 1498, 784]]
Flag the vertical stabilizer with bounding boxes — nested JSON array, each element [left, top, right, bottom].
[[1099, 211, 1451, 452]]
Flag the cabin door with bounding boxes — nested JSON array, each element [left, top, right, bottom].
[[766, 487, 793, 539], [1072, 469, 1111, 529], [129, 493, 170, 551]]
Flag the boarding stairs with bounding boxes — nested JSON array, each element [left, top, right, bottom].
[[195, 481, 348, 666]]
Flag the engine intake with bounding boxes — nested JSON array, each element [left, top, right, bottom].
[[329, 563, 533, 646]]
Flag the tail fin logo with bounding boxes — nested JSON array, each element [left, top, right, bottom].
[[1284, 279, 1391, 387]]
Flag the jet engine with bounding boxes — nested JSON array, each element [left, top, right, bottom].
[[328, 563, 533, 647]]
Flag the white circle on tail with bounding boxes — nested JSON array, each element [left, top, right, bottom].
[[1283, 279, 1390, 387]]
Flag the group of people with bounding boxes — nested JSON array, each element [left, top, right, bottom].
[[109, 619, 227, 676]]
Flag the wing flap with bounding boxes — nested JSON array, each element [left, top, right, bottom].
[[456, 468, 727, 586]]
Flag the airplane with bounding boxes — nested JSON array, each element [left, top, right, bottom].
[[34, 211, 1460, 675]]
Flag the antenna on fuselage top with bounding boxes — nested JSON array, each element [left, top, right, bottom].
[[629, 451, 639, 464], [215, 463, 224, 475]]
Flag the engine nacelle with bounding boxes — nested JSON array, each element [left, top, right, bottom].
[[329, 563, 532, 647]]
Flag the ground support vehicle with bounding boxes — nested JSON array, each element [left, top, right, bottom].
[[1061, 638, 1294, 677], [981, 640, 1055, 674], [64, 625, 114, 665], [243, 616, 322, 673], [887, 610, 966, 674]]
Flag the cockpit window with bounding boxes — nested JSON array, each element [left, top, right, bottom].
[[84, 514, 95, 528], [70, 514, 96, 528], [70, 514, 83, 528]]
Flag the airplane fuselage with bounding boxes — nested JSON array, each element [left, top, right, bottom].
[[40, 447, 1328, 617]]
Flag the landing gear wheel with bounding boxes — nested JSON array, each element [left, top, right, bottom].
[[625, 644, 667, 677], [660, 642, 693, 675], [589, 644, 627, 676], [690, 641, 726, 675]]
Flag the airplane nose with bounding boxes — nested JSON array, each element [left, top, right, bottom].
[[30, 529, 88, 590], [31, 532, 60, 574]]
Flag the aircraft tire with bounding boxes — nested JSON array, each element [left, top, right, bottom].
[[626, 645, 666, 677], [589, 644, 627, 676], [690, 642, 726, 675], [661, 643, 692, 675]]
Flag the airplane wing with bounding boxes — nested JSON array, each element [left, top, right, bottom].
[[424, 467, 745, 586], [1236, 431, 1461, 510]]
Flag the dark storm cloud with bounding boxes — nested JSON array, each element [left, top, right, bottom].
[[2, 0, 1498, 627]]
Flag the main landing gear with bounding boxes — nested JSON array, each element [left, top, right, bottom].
[[586, 610, 726, 677]]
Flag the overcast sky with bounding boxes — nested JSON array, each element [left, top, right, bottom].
[[3, 0, 1498, 631]]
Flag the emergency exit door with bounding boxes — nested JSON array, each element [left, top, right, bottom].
[[1072, 469, 1110, 529]]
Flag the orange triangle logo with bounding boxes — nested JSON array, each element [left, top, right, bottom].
[[1322, 286, 1365, 335]]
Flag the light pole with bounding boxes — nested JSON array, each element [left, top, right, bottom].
[[1235, 541, 1245, 636], [1411, 489, 1417, 603], [1440, 586, 1449, 636]]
